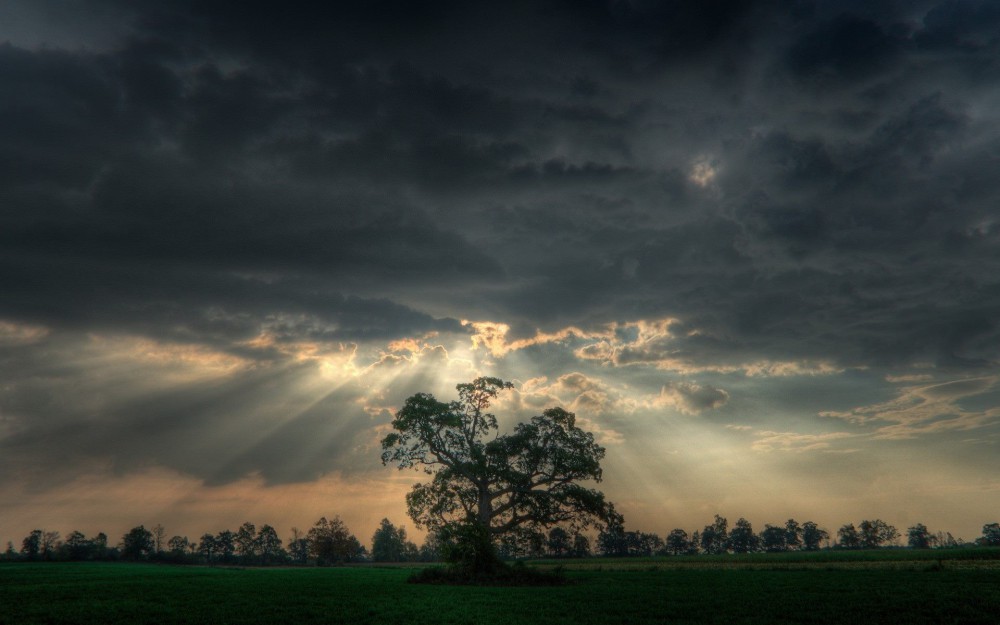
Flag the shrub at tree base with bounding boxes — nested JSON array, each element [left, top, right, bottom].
[[407, 561, 567, 586], [407, 522, 567, 586]]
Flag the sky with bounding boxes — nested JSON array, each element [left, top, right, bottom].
[[1, 0, 999, 549]]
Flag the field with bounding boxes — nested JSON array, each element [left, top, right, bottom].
[[2, 549, 999, 625]]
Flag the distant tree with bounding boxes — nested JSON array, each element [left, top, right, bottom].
[[216, 530, 236, 562], [236, 522, 257, 562], [40, 531, 61, 560], [63, 531, 90, 560], [665, 529, 690, 556], [152, 524, 166, 555], [688, 531, 701, 555], [597, 513, 628, 557], [784, 519, 802, 550], [198, 533, 218, 562], [801, 522, 828, 551], [526, 529, 547, 558], [168, 535, 191, 556], [934, 531, 959, 549], [572, 533, 591, 558], [257, 525, 284, 564], [381, 377, 614, 573], [907, 523, 933, 549], [121, 526, 154, 560], [760, 525, 788, 553], [287, 527, 310, 565], [21, 530, 42, 560], [93, 533, 110, 558], [618, 531, 662, 557], [980, 523, 1000, 547], [547, 527, 571, 557], [727, 518, 759, 554], [3, 541, 15, 559], [701, 515, 728, 554], [859, 519, 898, 549], [418, 531, 444, 562], [371, 518, 410, 562], [308, 516, 364, 564], [837, 524, 860, 549]]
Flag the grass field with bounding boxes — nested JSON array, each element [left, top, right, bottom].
[[2, 549, 999, 625]]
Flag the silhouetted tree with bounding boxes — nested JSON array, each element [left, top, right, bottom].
[[801, 521, 828, 551], [122, 526, 154, 560], [287, 527, 310, 564], [418, 531, 444, 562], [980, 523, 1000, 547], [727, 518, 758, 554], [934, 531, 960, 549], [308, 516, 364, 564], [152, 524, 166, 555], [63, 531, 91, 560], [784, 519, 802, 550], [21, 530, 42, 560], [40, 531, 61, 560], [597, 513, 628, 557], [371, 518, 413, 562], [837, 523, 860, 549], [688, 531, 701, 555], [92, 533, 110, 559], [381, 377, 614, 573], [257, 525, 284, 564], [168, 535, 191, 557], [216, 530, 236, 562], [701, 515, 728, 554], [526, 529, 547, 558], [199, 533, 218, 562], [572, 533, 591, 558], [547, 527, 571, 557], [236, 522, 257, 562], [760, 524, 788, 552], [907, 523, 933, 549], [665, 529, 690, 555], [859, 519, 898, 549]]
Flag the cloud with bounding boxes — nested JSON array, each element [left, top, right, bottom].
[[0, 320, 49, 345], [506, 373, 634, 445], [654, 382, 730, 415], [821, 376, 1000, 439], [751, 430, 856, 453]]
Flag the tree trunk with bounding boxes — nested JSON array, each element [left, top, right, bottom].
[[477, 485, 492, 529]]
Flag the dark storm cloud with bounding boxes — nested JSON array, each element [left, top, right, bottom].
[[2, 0, 999, 487]]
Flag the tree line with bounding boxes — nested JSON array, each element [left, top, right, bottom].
[[593, 516, 994, 557], [5, 517, 998, 564], [482, 516, 997, 559]]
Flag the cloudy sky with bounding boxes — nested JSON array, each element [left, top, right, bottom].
[[2, 0, 999, 548]]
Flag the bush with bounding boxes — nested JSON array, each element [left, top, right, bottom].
[[407, 561, 568, 586]]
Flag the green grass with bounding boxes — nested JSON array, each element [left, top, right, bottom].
[[1, 552, 999, 625]]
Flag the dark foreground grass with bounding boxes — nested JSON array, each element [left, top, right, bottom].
[[1, 556, 998, 625]]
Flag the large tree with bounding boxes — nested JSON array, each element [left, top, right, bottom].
[[307, 516, 364, 564], [859, 519, 899, 549], [371, 518, 415, 562], [727, 517, 759, 554], [979, 522, 1000, 547], [801, 521, 828, 551], [907, 523, 933, 549], [121, 526, 154, 561], [381, 377, 614, 569]]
